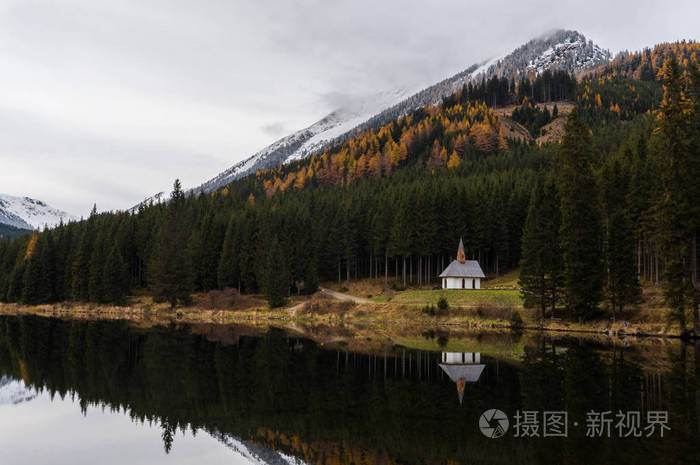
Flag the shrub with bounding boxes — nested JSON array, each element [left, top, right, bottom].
[[510, 310, 524, 328], [391, 281, 406, 291], [437, 297, 449, 311], [422, 305, 436, 316], [339, 286, 349, 293]]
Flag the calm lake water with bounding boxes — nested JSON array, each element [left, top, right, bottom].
[[0, 315, 698, 465]]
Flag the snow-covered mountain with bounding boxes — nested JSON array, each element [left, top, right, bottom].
[[475, 29, 611, 78], [0, 376, 36, 405], [212, 431, 306, 465], [0, 193, 76, 230], [133, 29, 610, 205], [192, 87, 414, 196]]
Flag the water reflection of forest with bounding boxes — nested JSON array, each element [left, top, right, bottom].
[[0, 315, 697, 465]]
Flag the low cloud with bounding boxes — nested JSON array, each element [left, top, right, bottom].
[[260, 121, 286, 137]]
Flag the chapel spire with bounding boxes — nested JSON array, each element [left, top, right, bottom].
[[456, 238, 466, 264]]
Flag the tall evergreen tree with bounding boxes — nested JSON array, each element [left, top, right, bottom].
[[519, 176, 563, 318], [260, 235, 289, 308], [103, 244, 129, 305], [88, 228, 109, 302], [652, 56, 698, 336], [149, 180, 193, 307], [601, 158, 641, 317], [217, 215, 240, 290], [555, 110, 604, 320]]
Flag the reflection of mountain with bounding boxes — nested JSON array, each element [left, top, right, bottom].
[[0, 375, 36, 405], [213, 431, 306, 465]]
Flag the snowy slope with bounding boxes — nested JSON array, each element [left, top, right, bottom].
[[191, 87, 414, 196], [472, 29, 611, 79], [212, 431, 306, 465], [0, 376, 36, 405], [0, 193, 77, 230], [132, 29, 610, 205]]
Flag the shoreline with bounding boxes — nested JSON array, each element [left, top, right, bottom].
[[0, 298, 690, 340]]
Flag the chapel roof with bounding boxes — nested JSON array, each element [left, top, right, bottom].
[[439, 260, 485, 278]]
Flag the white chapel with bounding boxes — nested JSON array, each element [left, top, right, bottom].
[[438, 239, 485, 289]]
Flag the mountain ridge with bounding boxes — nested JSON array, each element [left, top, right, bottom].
[[132, 29, 610, 209]]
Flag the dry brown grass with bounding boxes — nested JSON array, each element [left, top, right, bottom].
[[192, 288, 239, 310], [499, 117, 532, 143], [536, 116, 567, 144]]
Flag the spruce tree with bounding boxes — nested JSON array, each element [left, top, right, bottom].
[[652, 56, 698, 336], [22, 248, 42, 305], [149, 180, 193, 307], [217, 215, 240, 290], [88, 228, 108, 302], [601, 159, 641, 318], [103, 244, 129, 305], [519, 176, 563, 319], [261, 236, 289, 308], [555, 110, 604, 320], [71, 221, 95, 301]]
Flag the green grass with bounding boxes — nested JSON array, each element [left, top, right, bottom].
[[391, 289, 523, 308], [482, 269, 520, 288]]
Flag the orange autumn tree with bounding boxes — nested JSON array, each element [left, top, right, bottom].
[[249, 99, 507, 196]]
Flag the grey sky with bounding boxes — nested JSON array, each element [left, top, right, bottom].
[[0, 0, 697, 216]]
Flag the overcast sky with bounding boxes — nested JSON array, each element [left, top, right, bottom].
[[0, 0, 697, 216]]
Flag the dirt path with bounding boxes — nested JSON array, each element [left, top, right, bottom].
[[320, 287, 373, 304], [288, 302, 306, 316]]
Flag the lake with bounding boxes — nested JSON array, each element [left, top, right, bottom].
[[0, 315, 698, 464]]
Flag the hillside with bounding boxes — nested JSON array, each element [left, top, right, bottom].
[[0, 223, 31, 240], [130, 29, 611, 211]]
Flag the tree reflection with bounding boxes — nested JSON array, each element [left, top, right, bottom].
[[0, 315, 697, 465]]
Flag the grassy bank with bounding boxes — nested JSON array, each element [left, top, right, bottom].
[[387, 289, 522, 308], [0, 271, 687, 339]]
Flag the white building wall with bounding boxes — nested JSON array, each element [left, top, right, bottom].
[[442, 277, 481, 289], [442, 352, 480, 363]]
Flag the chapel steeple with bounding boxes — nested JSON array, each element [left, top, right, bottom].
[[456, 238, 466, 264]]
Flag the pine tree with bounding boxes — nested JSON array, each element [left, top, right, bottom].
[[652, 56, 697, 336], [21, 246, 42, 305], [217, 215, 240, 290], [261, 236, 289, 308], [149, 180, 193, 307], [601, 159, 641, 317], [36, 230, 56, 303], [103, 244, 129, 305], [71, 221, 95, 301], [555, 110, 604, 320], [519, 177, 563, 318], [88, 228, 108, 302]]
